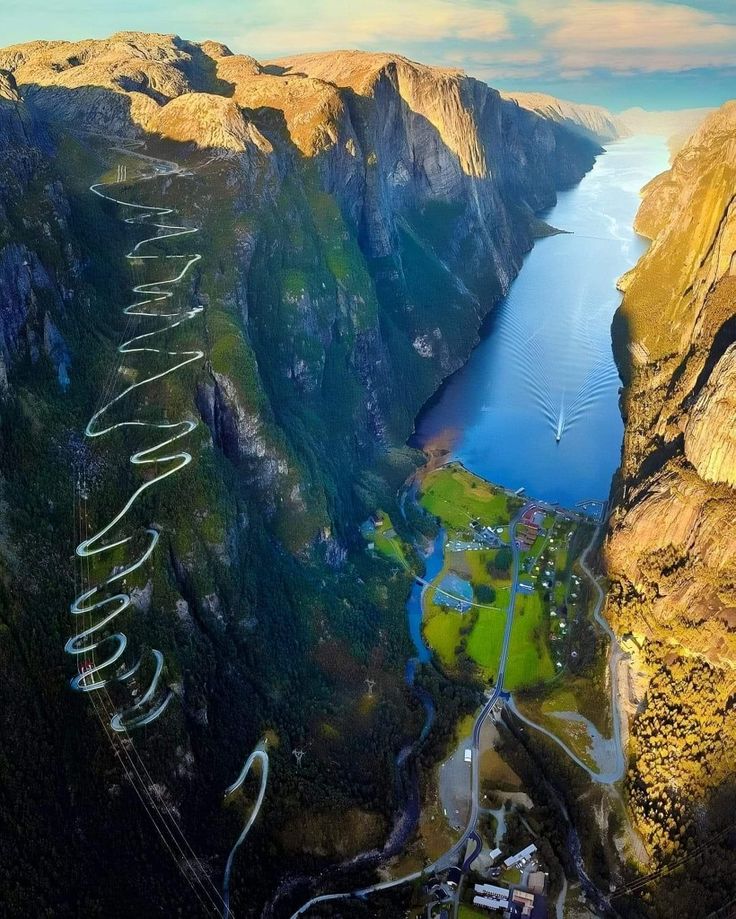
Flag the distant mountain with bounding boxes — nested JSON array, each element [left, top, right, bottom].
[[619, 106, 713, 152], [501, 89, 628, 144]]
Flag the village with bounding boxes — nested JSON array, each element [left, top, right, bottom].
[[360, 462, 608, 919], [426, 839, 548, 919]]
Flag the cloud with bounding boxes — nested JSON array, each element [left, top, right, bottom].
[[436, 47, 549, 81], [230, 0, 736, 83], [235, 0, 509, 58], [458, 49, 546, 67], [529, 1, 736, 73]]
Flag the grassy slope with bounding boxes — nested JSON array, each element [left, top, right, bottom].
[[420, 463, 518, 531], [506, 592, 555, 689], [0, 132, 440, 915]]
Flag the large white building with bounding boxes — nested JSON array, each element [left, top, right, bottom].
[[503, 842, 537, 869], [473, 884, 510, 913], [473, 895, 509, 912], [475, 883, 510, 900]]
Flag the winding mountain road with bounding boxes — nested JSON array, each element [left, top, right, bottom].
[[222, 744, 270, 919], [68, 154, 203, 731]]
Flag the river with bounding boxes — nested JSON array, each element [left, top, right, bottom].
[[411, 136, 670, 509]]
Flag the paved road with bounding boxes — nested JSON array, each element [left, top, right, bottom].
[[288, 505, 529, 917], [580, 525, 626, 782], [67, 153, 202, 732], [288, 508, 630, 918], [413, 571, 504, 613], [462, 831, 483, 872], [507, 697, 622, 784], [222, 744, 270, 919], [507, 524, 626, 784]]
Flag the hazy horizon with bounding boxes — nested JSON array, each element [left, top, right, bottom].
[[3, 0, 735, 111]]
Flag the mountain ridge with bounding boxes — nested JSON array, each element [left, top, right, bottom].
[[0, 30, 603, 918], [501, 89, 628, 143]]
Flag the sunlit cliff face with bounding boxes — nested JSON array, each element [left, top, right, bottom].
[[605, 100, 736, 861]]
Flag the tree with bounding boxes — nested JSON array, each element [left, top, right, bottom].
[[488, 546, 512, 575], [475, 584, 496, 604]]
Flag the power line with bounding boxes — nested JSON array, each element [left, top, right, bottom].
[[611, 822, 736, 899], [67, 149, 229, 916], [76, 481, 221, 916]]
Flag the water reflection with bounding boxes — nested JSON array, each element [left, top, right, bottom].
[[412, 136, 670, 508]]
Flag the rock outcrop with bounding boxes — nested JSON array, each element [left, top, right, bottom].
[[267, 50, 601, 265], [684, 343, 736, 488], [0, 70, 74, 388], [609, 99, 736, 664], [148, 92, 273, 154], [606, 101, 736, 861]]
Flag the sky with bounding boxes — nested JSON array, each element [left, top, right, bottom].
[[2, 0, 735, 110]]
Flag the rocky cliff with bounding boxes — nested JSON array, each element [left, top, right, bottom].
[[502, 89, 628, 144], [0, 33, 602, 917], [0, 68, 74, 390], [0, 35, 602, 538], [606, 102, 736, 864]]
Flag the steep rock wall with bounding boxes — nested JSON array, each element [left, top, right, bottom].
[[502, 89, 628, 144], [606, 102, 736, 862], [0, 33, 605, 917]]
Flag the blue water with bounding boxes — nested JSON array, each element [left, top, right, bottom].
[[412, 136, 670, 509], [406, 529, 445, 661]]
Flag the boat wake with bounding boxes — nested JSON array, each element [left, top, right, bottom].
[[497, 305, 620, 445]]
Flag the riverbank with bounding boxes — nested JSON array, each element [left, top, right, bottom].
[[411, 136, 671, 509], [288, 138, 669, 919]]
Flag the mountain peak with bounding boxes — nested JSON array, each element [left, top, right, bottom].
[[149, 91, 273, 153], [270, 48, 465, 96]]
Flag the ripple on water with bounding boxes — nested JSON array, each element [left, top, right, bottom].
[[411, 136, 671, 508]]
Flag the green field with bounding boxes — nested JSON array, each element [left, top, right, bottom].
[[422, 544, 511, 676], [499, 866, 522, 885], [505, 592, 555, 689], [466, 607, 506, 673], [419, 463, 520, 533], [459, 906, 493, 919], [463, 549, 512, 588], [423, 579, 511, 677], [373, 530, 408, 566], [362, 511, 411, 567], [459, 906, 492, 919], [413, 465, 595, 695], [424, 605, 465, 667]]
